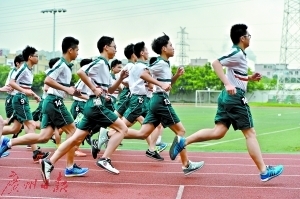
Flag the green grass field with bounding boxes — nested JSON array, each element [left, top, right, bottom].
[[3, 100, 300, 154]]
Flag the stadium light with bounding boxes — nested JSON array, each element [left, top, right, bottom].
[[41, 9, 67, 58]]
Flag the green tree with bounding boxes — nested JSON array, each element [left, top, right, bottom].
[[71, 74, 80, 86], [32, 72, 46, 92], [0, 65, 12, 86]]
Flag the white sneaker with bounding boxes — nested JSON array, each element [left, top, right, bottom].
[[96, 158, 119, 174], [40, 159, 54, 185], [97, 127, 108, 150]]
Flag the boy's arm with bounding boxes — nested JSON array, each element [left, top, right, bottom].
[[108, 70, 128, 94], [212, 60, 236, 95], [77, 69, 102, 96], [44, 77, 76, 96], [171, 67, 184, 85], [140, 69, 171, 92], [0, 85, 12, 92], [9, 79, 33, 96]]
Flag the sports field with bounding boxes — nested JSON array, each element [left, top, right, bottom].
[[3, 100, 300, 153], [1, 100, 300, 199]]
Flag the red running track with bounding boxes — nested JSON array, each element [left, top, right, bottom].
[[0, 147, 299, 199]]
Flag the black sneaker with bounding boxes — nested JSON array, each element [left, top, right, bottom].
[[33, 150, 51, 163], [50, 135, 56, 144], [146, 149, 164, 161], [85, 133, 92, 146], [12, 129, 22, 139], [91, 139, 100, 159]]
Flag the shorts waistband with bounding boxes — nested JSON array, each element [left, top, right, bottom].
[[48, 94, 64, 100], [131, 94, 146, 97], [153, 92, 167, 96], [236, 87, 245, 94]]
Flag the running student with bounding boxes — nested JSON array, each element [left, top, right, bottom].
[[114, 44, 136, 117], [40, 36, 128, 184], [69, 58, 93, 156], [0, 37, 88, 180], [169, 24, 284, 182], [0, 46, 50, 162], [121, 33, 204, 175]]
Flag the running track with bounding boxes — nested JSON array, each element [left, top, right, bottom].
[[0, 147, 299, 199]]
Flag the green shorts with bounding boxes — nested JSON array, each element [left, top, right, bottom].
[[123, 95, 147, 123], [5, 94, 14, 119], [32, 98, 43, 121], [12, 93, 33, 123], [77, 96, 118, 132], [143, 93, 180, 128], [115, 87, 130, 116], [70, 100, 86, 119], [103, 96, 116, 112], [214, 88, 253, 130], [141, 97, 150, 118], [41, 94, 74, 129]]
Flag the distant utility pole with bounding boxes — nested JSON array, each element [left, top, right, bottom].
[[176, 27, 189, 67], [41, 8, 67, 58]]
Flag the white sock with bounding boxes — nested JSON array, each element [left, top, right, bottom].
[[7, 140, 12, 148], [67, 165, 74, 170], [156, 136, 162, 145]]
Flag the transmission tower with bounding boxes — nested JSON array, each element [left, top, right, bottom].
[[277, 0, 300, 102], [176, 27, 189, 66]]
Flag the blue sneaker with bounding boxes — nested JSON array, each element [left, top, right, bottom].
[[64, 163, 89, 177], [169, 136, 186, 160], [0, 136, 11, 158], [260, 165, 284, 182], [1, 151, 10, 158], [156, 142, 168, 153]]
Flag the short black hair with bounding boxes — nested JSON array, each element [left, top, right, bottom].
[[49, 57, 60, 69], [62, 37, 79, 54], [22, 46, 37, 61], [80, 58, 93, 67], [97, 36, 114, 53], [14, 54, 24, 66], [152, 33, 170, 55], [111, 59, 122, 68], [230, 24, 248, 45], [133, 42, 145, 58], [149, 57, 157, 65], [124, 44, 134, 59]]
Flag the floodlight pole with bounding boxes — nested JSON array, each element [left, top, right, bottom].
[[41, 9, 67, 58]]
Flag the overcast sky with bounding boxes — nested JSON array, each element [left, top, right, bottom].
[[0, 0, 288, 68]]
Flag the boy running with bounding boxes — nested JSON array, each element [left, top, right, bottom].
[[40, 36, 128, 184], [169, 24, 284, 182]]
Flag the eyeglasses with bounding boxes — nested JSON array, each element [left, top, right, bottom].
[[31, 55, 39, 57], [243, 34, 251, 39], [108, 45, 117, 50]]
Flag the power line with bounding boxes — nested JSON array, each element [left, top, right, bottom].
[[0, 0, 215, 25], [0, 0, 251, 33]]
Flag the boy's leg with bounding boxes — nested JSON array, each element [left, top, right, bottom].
[[41, 127, 89, 184], [241, 128, 266, 172], [170, 90, 230, 160]]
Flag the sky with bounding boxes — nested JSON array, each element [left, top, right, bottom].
[[0, 0, 289, 69]]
